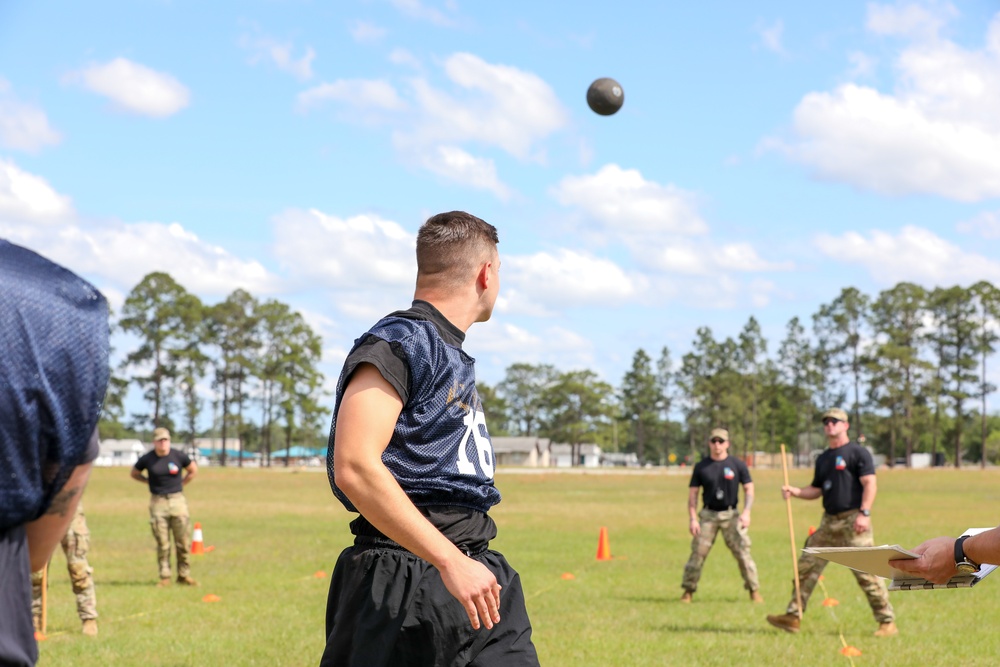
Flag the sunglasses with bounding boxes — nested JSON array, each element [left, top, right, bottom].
[[822, 418, 842, 426], [710, 438, 726, 444]]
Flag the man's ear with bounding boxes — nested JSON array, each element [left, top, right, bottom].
[[477, 261, 492, 290]]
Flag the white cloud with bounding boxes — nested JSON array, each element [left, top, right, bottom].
[[419, 145, 512, 200], [350, 21, 387, 44], [757, 19, 785, 55], [393, 53, 567, 162], [772, 12, 1000, 201], [388, 48, 421, 69], [815, 225, 1000, 285], [0, 159, 73, 221], [69, 58, 190, 117], [631, 238, 794, 276], [389, 0, 459, 27], [777, 83, 1000, 201], [957, 210, 1000, 239], [2, 219, 276, 297], [551, 164, 709, 236], [847, 51, 877, 79], [470, 321, 596, 371], [0, 79, 61, 152], [866, 2, 956, 39], [271, 208, 415, 289], [299, 52, 567, 198], [503, 248, 639, 311], [241, 34, 316, 81], [0, 160, 273, 296], [297, 79, 406, 112]]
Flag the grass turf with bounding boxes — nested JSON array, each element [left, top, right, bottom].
[[34, 466, 1000, 666]]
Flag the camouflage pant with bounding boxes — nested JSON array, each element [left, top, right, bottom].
[[785, 510, 894, 623], [149, 493, 191, 579], [31, 504, 97, 626], [682, 508, 760, 593]]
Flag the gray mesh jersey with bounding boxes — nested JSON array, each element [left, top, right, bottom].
[[327, 310, 501, 514]]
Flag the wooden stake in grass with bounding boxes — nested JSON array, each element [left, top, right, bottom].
[[41, 559, 49, 635], [780, 444, 804, 620]]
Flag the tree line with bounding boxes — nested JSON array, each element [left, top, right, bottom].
[[106, 275, 1000, 469], [101, 272, 326, 466], [479, 282, 1000, 469]]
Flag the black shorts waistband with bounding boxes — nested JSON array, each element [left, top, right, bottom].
[[350, 506, 494, 558], [704, 506, 738, 512]]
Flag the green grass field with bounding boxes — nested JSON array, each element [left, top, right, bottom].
[[35, 466, 1000, 666]]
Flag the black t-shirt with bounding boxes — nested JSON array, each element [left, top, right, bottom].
[[134, 449, 192, 495], [811, 442, 875, 515], [689, 455, 752, 511]]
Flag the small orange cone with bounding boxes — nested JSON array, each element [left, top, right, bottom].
[[596, 527, 612, 561], [191, 522, 204, 555]]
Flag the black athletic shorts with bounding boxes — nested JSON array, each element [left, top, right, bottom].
[[320, 541, 539, 667]]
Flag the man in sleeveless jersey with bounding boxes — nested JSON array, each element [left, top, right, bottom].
[[766, 408, 897, 637], [680, 428, 762, 603], [320, 211, 538, 667], [0, 240, 109, 666]]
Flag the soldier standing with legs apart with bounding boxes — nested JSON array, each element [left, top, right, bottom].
[[131, 428, 198, 587], [766, 408, 897, 636], [31, 502, 99, 636], [680, 428, 763, 603]]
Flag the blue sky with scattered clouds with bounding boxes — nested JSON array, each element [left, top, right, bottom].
[[2, 1, 999, 420]]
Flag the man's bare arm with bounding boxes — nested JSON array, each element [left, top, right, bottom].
[[24, 462, 92, 572], [334, 363, 501, 631], [183, 460, 198, 485]]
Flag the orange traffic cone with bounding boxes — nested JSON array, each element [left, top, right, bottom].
[[596, 526, 612, 561], [191, 522, 204, 555]]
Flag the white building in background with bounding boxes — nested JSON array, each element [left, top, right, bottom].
[[550, 443, 602, 468], [95, 439, 147, 467]]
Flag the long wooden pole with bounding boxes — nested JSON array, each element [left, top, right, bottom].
[[40, 560, 49, 635], [780, 444, 804, 619]]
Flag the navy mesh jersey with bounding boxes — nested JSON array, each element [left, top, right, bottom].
[[327, 314, 501, 514], [0, 240, 110, 530]]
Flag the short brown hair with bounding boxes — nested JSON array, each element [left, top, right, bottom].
[[416, 211, 499, 286]]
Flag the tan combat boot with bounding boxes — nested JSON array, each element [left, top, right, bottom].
[[680, 591, 693, 603], [156, 577, 171, 587], [81, 619, 98, 636], [176, 575, 199, 586], [874, 621, 898, 637], [750, 590, 764, 603], [766, 613, 800, 633]]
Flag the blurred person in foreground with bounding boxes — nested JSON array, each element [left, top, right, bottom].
[[0, 239, 109, 666], [889, 527, 1000, 584], [320, 211, 538, 667]]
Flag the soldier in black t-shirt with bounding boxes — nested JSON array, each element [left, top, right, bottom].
[[131, 428, 198, 586], [767, 408, 897, 637], [680, 428, 762, 603]]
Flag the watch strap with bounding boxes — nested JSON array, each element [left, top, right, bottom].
[[955, 535, 980, 569]]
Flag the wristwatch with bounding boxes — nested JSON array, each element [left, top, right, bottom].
[[955, 535, 980, 574], [859, 508, 871, 517]]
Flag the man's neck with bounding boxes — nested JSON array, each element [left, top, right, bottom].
[[827, 435, 850, 449], [413, 292, 476, 333]]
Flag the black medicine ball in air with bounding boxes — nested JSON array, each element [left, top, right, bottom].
[[586, 77, 624, 116]]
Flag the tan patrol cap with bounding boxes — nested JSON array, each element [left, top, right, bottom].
[[821, 408, 848, 422], [152, 427, 171, 441], [709, 428, 729, 441]]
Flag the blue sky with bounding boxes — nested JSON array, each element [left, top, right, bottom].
[[2, 1, 999, 420]]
